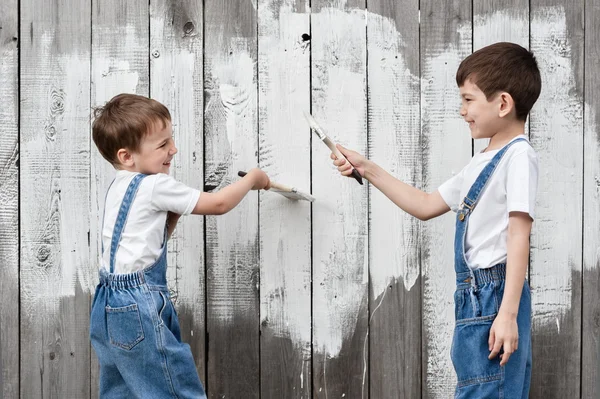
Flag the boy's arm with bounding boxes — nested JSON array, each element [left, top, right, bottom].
[[488, 211, 532, 365], [333, 144, 450, 221], [192, 168, 270, 215]]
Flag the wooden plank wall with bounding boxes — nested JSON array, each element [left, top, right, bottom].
[[1, 1, 598, 398]]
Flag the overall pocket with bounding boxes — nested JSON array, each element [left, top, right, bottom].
[[106, 303, 145, 350]]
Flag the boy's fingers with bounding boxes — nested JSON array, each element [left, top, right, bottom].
[[488, 340, 502, 360], [330, 153, 338, 160], [488, 330, 495, 351], [500, 351, 512, 366]]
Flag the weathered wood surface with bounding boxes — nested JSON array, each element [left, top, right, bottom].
[[204, 1, 260, 397], [20, 0, 92, 397], [257, 1, 312, 398], [366, 1, 421, 398], [311, 0, 369, 397], [529, 1, 584, 397], [0, 1, 19, 397], [583, 2, 600, 398]]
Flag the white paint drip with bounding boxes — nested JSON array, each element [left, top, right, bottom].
[[362, 284, 388, 399], [367, 11, 420, 298], [530, 6, 583, 328]]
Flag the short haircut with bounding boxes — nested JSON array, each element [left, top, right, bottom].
[[456, 42, 541, 121], [92, 94, 171, 167]]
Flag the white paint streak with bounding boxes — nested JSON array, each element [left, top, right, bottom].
[[584, 105, 599, 272], [367, 11, 420, 298], [362, 285, 388, 399], [312, 7, 367, 359], [530, 6, 583, 327]]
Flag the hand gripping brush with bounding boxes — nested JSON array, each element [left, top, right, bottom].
[[237, 171, 315, 202], [303, 111, 364, 185]]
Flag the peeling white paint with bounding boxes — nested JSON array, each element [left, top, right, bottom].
[[530, 6, 583, 327]]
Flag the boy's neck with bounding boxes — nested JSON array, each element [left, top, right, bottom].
[[485, 121, 526, 152]]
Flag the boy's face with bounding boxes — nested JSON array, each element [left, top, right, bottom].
[[459, 79, 504, 139], [130, 119, 177, 174]]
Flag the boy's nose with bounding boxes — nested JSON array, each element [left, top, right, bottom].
[[170, 146, 178, 155], [459, 106, 467, 116]]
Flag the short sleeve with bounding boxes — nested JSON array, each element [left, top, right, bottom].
[[506, 148, 538, 219], [438, 165, 467, 212], [150, 174, 201, 215]]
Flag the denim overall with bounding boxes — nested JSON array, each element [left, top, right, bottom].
[[451, 139, 532, 398], [90, 174, 207, 398]]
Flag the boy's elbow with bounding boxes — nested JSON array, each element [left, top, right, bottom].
[[213, 199, 230, 215]]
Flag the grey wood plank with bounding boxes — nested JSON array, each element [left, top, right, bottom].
[[419, 0, 472, 397], [366, 1, 421, 398], [0, 0, 19, 397], [90, 1, 149, 397], [257, 1, 312, 398], [149, 0, 206, 387], [529, 1, 583, 397], [582, 1, 600, 398], [310, 1, 368, 397], [20, 0, 92, 396], [204, 0, 260, 397]]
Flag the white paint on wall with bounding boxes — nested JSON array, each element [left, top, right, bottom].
[[474, 8, 529, 49], [530, 6, 583, 327], [312, 6, 368, 359], [367, 10, 420, 298]]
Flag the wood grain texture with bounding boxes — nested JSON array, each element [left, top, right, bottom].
[[420, 0, 472, 397], [0, 0, 19, 396], [257, 1, 312, 398], [20, 0, 91, 396], [90, 1, 149, 396], [311, 1, 368, 397], [204, 1, 260, 397], [529, 2, 583, 397], [582, 1, 600, 398], [149, 0, 206, 385], [366, 1, 421, 398]]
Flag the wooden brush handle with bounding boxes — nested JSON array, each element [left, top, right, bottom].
[[237, 171, 290, 192]]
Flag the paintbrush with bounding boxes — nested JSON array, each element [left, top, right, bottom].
[[303, 111, 363, 185], [237, 171, 315, 202]]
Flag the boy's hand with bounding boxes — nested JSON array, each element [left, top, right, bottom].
[[248, 168, 271, 190], [488, 313, 519, 366], [330, 144, 368, 178]]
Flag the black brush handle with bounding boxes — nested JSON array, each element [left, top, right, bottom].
[[350, 168, 363, 185], [238, 171, 247, 178]]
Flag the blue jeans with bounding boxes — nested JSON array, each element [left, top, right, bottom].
[[451, 138, 532, 398], [90, 174, 206, 398]]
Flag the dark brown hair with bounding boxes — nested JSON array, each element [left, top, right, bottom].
[[92, 94, 171, 167], [456, 42, 541, 121]]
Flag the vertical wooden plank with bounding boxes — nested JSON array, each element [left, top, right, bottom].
[[90, 1, 149, 397], [204, 1, 259, 397], [529, 2, 583, 397], [149, 0, 206, 384], [0, 1, 19, 396], [420, 0, 472, 397], [257, 1, 312, 398], [20, 0, 91, 396], [472, 0, 529, 154], [583, 2, 600, 397], [311, 1, 368, 397], [366, 1, 421, 398]]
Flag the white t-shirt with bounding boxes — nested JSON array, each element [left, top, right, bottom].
[[437, 135, 538, 270], [101, 170, 201, 274]]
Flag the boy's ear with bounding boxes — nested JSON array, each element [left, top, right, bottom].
[[116, 148, 134, 167], [498, 92, 515, 118]]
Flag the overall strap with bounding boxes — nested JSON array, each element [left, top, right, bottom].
[[461, 138, 528, 213], [109, 173, 147, 273]]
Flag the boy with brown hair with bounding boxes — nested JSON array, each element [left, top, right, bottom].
[[332, 42, 540, 398], [89, 93, 270, 398]]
